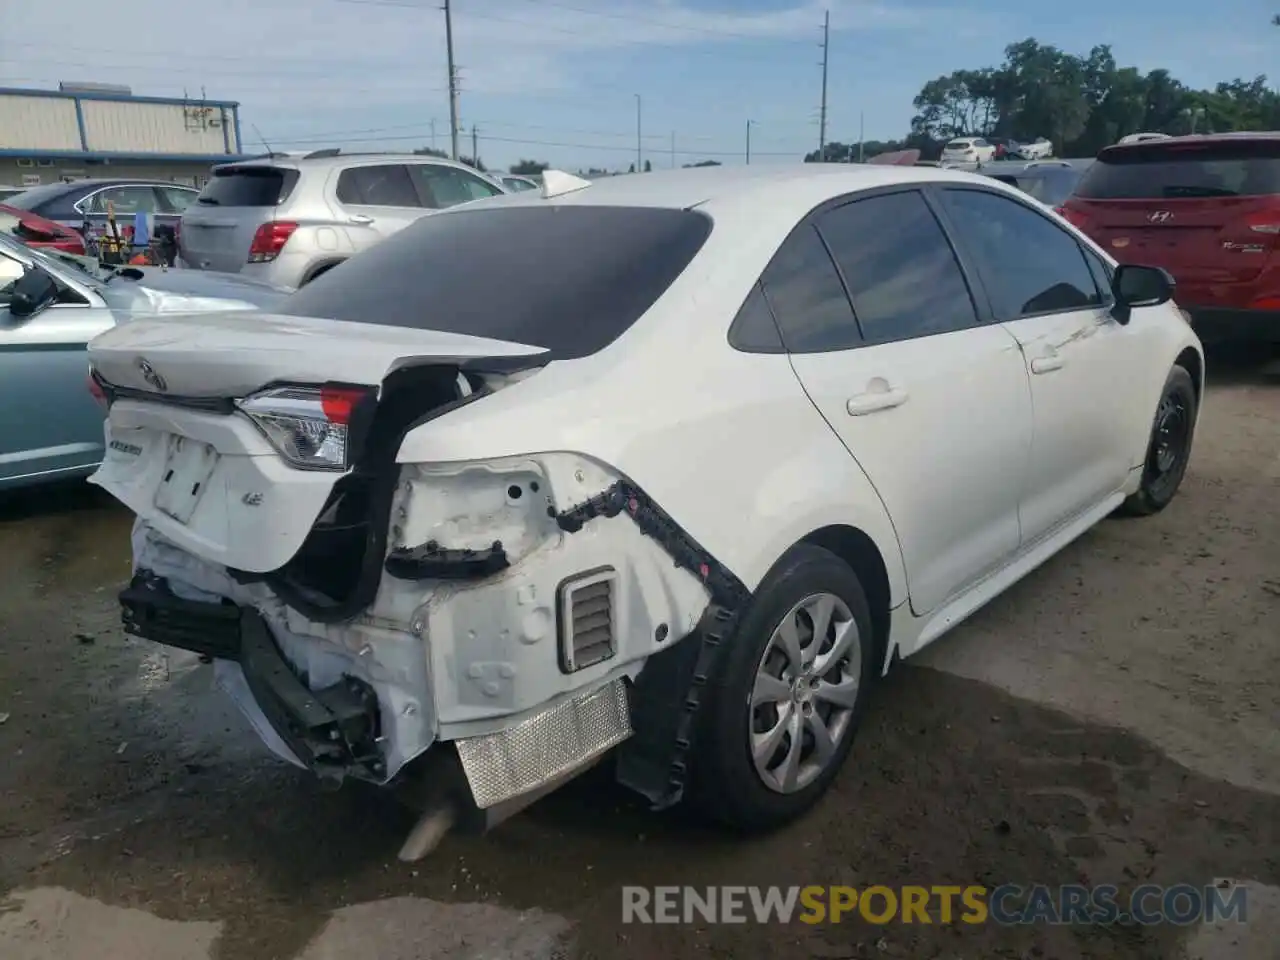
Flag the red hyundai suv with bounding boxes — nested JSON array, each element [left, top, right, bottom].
[[1060, 133, 1280, 345]]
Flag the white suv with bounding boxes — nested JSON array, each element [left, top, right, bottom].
[[941, 137, 996, 164], [179, 151, 508, 288]]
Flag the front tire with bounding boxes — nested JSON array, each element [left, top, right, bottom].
[[1119, 364, 1197, 516], [689, 544, 877, 832]]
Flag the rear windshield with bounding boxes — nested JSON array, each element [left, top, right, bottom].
[[1076, 140, 1280, 199], [196, 166, 299, 206], [946, 140, 971, 149], [280, 205, 713, 359]]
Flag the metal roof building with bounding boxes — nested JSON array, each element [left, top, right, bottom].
[[0, 83, 252, 190]]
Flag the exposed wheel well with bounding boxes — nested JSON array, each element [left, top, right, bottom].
[[1175, 347, 1203, 404], [801, 525, 891, 671], [303, 259, 344, 285]]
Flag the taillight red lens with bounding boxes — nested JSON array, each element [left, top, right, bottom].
[[87, 372, 107, 408], [247, 221, 298, 263], [319, 385, 366, 426], [1058, 205, 1091, 230], [1244, 206, 1280, 235]]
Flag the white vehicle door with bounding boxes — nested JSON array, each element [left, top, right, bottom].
[[333, 163, 426, 250], [773, 187, 1033, 615], [934, 186, 1136, 545]]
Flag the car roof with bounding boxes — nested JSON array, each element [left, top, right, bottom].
[[215, 152, 491, 177], [1102, 131, 1280, 157], [438, 163, 1021, 223]]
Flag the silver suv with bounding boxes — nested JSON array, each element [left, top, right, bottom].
[[178, 151, 508, 287]]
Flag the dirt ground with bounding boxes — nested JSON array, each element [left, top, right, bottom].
[[0, 355, 1276, 960]]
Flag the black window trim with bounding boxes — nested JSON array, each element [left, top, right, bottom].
[[730, 182, 998, 356], [927, 183, 1113, 325]]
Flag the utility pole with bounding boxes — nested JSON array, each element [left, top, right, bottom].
[[817, 9, 830, 162], [471, 125, 478, 165], [746, 119, 754, 164], [443, 0, 460, 160], [430, 118, 437, 151], [635, 94, 642, 171], [670, 131, 675, 168]]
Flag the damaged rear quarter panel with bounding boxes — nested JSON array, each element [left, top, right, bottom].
[[372, 453, 712, 733]]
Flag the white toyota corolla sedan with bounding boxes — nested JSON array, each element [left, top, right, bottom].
[[85, 164, 1203, 849]]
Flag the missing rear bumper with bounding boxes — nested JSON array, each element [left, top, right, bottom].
[[120, 573, 386, 779]]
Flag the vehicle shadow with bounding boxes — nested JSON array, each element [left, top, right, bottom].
[[1203, 342, 1280, 387], [0, 478, 122, 525]]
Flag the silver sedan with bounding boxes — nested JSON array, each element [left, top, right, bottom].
[[0, 234, 289, 491]]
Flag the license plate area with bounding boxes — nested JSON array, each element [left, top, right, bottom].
[[153, 434, 219, 524]]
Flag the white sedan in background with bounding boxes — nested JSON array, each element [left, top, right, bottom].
[[1016, 136, 1055, 159], [941, 137, 997, 164], [85, 165, 1203, 853]]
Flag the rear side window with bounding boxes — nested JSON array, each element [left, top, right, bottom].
[[198, 167, 299, 206], [818, 190, 978, 344], [1077, 140, 1280, 199], [336, 164, 420, 207], [281, 205, 711, 359], [760, 224, 860, 352]]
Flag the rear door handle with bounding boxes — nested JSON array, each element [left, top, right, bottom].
[[1031, 354, 1065, 374], [348, 215, 375, 225], [846, 387, 908, 416]]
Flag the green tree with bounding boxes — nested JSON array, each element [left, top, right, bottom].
[[510, 159, 549, 175], [682, 159, 722, 167], [643, 159, 652, 172], [459, 155, 486, 172], [414, 147, 449, 158]]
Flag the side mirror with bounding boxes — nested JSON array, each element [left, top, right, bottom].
[[8, 265, 59, 319], [1111, 264, 1175, 326]]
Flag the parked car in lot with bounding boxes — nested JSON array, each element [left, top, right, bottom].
[[0, 202, 87, 255], [1060, 132, 1280, 345], [986, 137, 1021, 159], [1014, 136, 1055, 159], [87, 164, 1202, 849], [4, 179, 199, 256], [179, 151, 509, 288], [498, 174, 539, 192], [0, 232, 288, 491], [941, 137, 996, 164], [986, 161, 1086, 210]]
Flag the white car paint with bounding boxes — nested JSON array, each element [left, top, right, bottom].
[[940, 137, 996, 164], [1017, 137, 1055, 159], [86, 163, 1203, 833], [1117, 132, 1172, 145]]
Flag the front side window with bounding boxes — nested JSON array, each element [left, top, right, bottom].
[[410, 165, 503, 208], [759, 224, 859, 352], [818, 190, 978, 345], [335, 165, 420, 207], [940, 188, 1102, 320]]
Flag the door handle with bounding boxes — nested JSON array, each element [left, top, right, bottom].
[[1031, 354, 1065, 374], [348, 215, 375, 225], [846, 387, 908, 416]]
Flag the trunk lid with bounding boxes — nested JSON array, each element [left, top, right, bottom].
[[180, 165, 300, 272], [1066, 137, 1280, 285], [87, 312, 547, 572]]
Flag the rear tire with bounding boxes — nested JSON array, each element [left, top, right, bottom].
[[688, 544, 877, 832], [1118, 364, 1197, 517]]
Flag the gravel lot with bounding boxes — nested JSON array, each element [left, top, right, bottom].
[[0, 355, 1276, 960]]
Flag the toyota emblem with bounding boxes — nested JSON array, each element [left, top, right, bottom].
[[136, 358, 169, 393], [1147, 210, 1173, 223]]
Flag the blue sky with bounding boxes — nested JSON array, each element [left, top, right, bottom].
[[5, 0, 1276, 172]]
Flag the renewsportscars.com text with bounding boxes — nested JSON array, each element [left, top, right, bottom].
[[621, 884, 1249, 926]]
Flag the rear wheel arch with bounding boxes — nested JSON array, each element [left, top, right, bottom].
[[799, 525, 892, 674], [302, 259, 345, 285], [1175, 346, 1204, 405]]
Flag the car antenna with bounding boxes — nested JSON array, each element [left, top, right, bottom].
[[251, 124, 276, 157]]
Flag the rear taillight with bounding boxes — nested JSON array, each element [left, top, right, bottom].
[[1243, 207, 1280, 235], [237, 384, 371, 471], [87, 371, 107, 409], [247, 221, 298, 263], [1058, 205, 1091, 231]]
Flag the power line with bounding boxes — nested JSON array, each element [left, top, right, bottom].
[[502, 0, 816, 44]]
